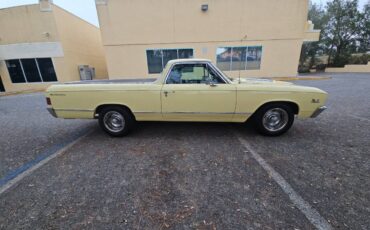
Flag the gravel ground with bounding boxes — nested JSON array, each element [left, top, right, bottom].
[[0, 93, 95, 178], [0, 73, 369, 229]]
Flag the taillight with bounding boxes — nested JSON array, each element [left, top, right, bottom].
[[46, 97, 52, 105]]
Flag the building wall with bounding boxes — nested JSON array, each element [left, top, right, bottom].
[[0, 4, 59, 45], [104, 40, 303, 79], [97, 0, 311, 79], [0, 4, 60, 92], [0, 3, 108, 93], [52, 5, 108, 82]]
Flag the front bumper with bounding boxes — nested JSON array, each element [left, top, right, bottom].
[[47, 108, 58, 118], [311, 106, 327, 118]]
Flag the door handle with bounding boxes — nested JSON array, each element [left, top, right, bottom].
[[163, 91, 175, 97]]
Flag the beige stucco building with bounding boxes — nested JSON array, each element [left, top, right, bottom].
[[96, 0, 320, 80], [0, 1, 108, 93]]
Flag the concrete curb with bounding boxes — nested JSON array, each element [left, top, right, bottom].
[[0, 89, 45, 97]]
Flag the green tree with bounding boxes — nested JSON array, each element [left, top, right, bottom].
[[299, 2, 327, 71], [358, 3, 370, 53], [323, 0, 363, 67]]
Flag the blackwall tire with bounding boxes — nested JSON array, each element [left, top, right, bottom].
[[253, 103, 294, 136], [98, 106, 134, 137]]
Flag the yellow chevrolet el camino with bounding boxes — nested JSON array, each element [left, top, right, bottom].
[[46, 59, 328, 137]]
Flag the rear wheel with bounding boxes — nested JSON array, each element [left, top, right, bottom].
[[98, 106, 134, 137], [253, 103, 294, 136]]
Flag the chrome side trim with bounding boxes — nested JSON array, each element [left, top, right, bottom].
[[311, 106, 327, 118], [134, 111, 251, 115], [47, 108, 57, 118], [54, 109, 95, 112], [135, 111, 160, 114]]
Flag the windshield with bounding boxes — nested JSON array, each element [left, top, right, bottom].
[[211, 64, 233, 82]]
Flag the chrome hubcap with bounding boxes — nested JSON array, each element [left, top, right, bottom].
[[262, 108, 289, 132], [103, 111, 125, 133]]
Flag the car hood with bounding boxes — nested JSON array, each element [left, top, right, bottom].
[[233, 78, 327, 94]]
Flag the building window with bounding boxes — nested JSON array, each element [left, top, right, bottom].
[[5, 58, 57, 83], [146, 49, 194, 74], [6, 60, 25, 83], [216, 46, 262, 71], [37, 58, 58, 82], [21, 59, 42, 82]]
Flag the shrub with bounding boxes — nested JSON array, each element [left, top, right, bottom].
[[348, 54, 370, 65], [316, 64, 327, 72], [298, 66, 311, 73]]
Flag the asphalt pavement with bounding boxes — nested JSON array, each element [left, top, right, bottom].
[[0, 73, 369, 229]]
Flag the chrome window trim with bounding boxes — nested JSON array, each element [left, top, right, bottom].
[[206, 62, 232, 84], [164, 61, 231, 85]]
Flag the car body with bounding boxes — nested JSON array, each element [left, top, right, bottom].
[[46, 59, 328, 136]]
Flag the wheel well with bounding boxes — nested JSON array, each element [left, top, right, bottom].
[[256, 101, 299, 115], [95, 104, 136, 120]]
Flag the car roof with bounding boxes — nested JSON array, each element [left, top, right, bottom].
[[167, 59, 212, 65]]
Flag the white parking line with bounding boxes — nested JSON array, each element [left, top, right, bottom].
[[348, 114, 370, 122], [236, 135, 333, 230], [0, 131, 92, 196]]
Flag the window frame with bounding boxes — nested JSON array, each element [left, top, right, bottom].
[[146, 48, 194, 74], [164, 61, 229, 85], [6, 58, 58, 84], [216, 46, 263, 71]]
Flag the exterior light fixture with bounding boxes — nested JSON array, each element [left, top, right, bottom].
[[201, 4, 208, 12]]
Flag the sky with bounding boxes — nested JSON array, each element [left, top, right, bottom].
[[0, 0, 99, 26], [0, 0, 368, 28]]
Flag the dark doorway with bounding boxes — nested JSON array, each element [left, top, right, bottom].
[[0, 76, 5, 92]]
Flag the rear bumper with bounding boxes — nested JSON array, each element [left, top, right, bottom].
[[311, 106, 327, 118], [47, 108, 58, 118]]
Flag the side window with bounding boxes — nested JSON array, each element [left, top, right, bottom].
[[166, 64, 226, 84], [206, 65, 226, 84]]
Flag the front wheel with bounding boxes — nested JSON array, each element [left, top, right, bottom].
[[253, 103, 294, 136], [98, 106, 134, 137]]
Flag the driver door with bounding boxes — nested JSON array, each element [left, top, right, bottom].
[[161, 63, 236, 121]]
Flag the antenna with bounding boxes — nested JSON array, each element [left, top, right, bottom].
[[239, 34, 248, 84]]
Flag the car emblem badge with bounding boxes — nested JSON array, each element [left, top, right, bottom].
[[312, 99, 320, 103]]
